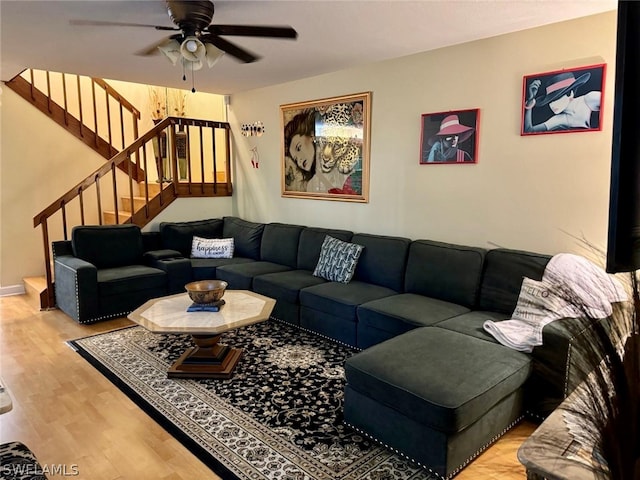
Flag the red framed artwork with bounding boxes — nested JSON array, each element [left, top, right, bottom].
[[420, 108, 479, 164], [521, 63, 606, 136]]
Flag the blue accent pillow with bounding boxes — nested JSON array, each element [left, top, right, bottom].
[[313, 235, 364, 283]]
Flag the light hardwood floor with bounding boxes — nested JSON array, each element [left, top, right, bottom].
[[0, 293, 537, 479]]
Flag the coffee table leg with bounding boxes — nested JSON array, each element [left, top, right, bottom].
[[168, 334, 243, 379]]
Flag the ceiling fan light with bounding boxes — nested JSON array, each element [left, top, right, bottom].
[[204, 43, 224, 68], [182, 57, 204, 72], [158, 38, 181, 66], [185, 39, 199, 53], [180, 36, 206, 62]]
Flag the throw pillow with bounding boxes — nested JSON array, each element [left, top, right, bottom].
[[191, 237, 234, 259], [313, 235, 364, 283]]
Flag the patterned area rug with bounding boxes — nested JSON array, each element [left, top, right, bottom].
[[69, 320, 435, 480]]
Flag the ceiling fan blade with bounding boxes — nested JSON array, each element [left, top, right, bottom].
[[202, 35, 259, 63], [70, 19, 178, 31], [207, 25, 297, 39], [134, 35, 182, 56]]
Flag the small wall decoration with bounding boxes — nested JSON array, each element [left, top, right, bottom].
[[242, 122, 265, 137], [280, 92, 371, 202], [521, 63, 606, 135], [420, 109, 479, 164]]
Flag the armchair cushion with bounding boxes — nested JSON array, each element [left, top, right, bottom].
[[98, 265, 167, 296], [72, 225, 143, 269]]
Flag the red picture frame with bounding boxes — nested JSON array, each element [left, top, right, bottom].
[[521, 63, 606, 136], [420, 108, 479, 164]]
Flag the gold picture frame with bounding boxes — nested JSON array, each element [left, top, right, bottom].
[[280, 92, 371, 202]]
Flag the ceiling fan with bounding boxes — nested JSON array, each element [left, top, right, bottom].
[[70, 0, 298, 65]]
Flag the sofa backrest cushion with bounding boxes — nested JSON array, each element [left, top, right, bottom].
[[223, 217, 265, 260], [72, 224, 143, 269], [405, 240, 486, 308], [351, 233, 411, 291], [260, 223, 304, 267], [479, 248, 552, 314], [159, 219, 223, 257], [297, 227, 353, 271]]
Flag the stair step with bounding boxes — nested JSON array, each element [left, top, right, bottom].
[[120, 196, 147, 213], [23, 276, 48, 310], [143, 182, 167, 196], [103, 211, 132, 225]]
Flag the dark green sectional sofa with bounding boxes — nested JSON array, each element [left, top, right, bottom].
[[52, 216, 607, 479]]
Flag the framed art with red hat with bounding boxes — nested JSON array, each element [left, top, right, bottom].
[[521, 63, 605, 136], [420, 108, 479, 165]]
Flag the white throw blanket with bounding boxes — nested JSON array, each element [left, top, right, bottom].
[[483, 253, 628, 353]]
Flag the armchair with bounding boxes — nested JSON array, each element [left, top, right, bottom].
[[53, 225, 168, 324]]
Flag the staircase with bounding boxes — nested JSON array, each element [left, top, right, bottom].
[[5, 70, 144, 181], [6, 69, 233, 309]]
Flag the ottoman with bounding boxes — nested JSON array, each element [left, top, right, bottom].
[[343, 327, 532, 478]]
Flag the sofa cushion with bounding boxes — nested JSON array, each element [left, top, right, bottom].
[[435, 311, 508, 343], [299, 281, 397, 322], [190, 257, 254, 280], [478, 248, 551, 314], [216, 261, 292, 290], [97, 265, 166, 296], [261, 223, 304, 267], [72, 224, 143, 269], [345, 327, 532, 433], [223, 217, 265, 260], [313, 236, 364, 283], [358, 293, 470, 337], [253, 270, 326, 304], [405, 240, 486, 308], [297, 227, 353, 271], [159, 218, 224, 257], [351, 233, 411, 291]]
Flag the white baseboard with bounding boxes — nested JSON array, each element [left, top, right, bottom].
[[0, 284, 26, 297]]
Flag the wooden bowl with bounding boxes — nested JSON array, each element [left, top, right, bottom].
[[185, 280, 228, 304]]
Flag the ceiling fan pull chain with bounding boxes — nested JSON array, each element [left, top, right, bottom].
[[191, 62, 197, 93]]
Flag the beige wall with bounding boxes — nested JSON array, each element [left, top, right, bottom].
[[229, 12, 617, 257], [0, 12, 618, 291], [0, 78, 228, 291]]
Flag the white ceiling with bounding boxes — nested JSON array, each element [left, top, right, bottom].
[[0, 0, 617, 95]]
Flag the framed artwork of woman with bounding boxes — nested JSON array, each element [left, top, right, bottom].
[[280, 92, 371, 202], [420, 108, 480, 165], [521, 64, 606, 136]]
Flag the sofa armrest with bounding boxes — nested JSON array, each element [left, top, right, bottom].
[[145, 254, 193, 294], [527, 314, 612, 418], [52, 240, 73, 257], [144, 249, 184, 262], [54, 255, 98, 323]]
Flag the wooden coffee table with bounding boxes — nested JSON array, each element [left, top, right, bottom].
[[129, 290, 275, 379]]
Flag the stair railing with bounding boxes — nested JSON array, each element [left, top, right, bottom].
[[34, 117, 233, 308], [5, 69, 143, 179]]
